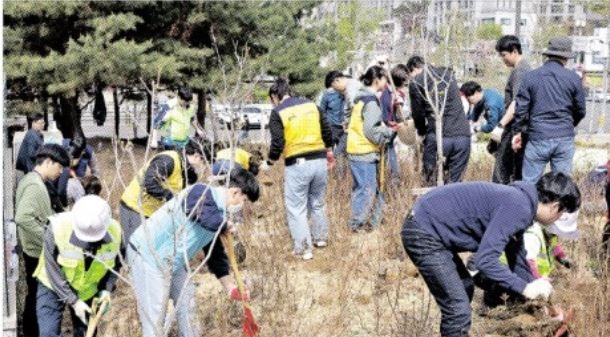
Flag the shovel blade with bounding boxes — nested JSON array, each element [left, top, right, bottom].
[[242, 307, 260, 337]]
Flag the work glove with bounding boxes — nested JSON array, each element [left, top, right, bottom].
[[558, 257, 574, 269], [522, 278, 553, 300], [259, 160, 270, 172], [94, 290, 112, 316], [326, 151, 336, 170], [72, 300, 92, 325], [490, 126, 504, 143], [228, 287, 251, 301]]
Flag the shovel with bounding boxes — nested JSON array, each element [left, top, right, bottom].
[[221, 233, 260, 337], [85, 295, 111, 337]]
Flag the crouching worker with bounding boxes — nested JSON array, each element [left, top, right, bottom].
[[34, 195, 122, 337], [481, 212, 578, 312], [127, 168, 259, 337], [401, 172, 581, 337], [212, 147, 263, 176]]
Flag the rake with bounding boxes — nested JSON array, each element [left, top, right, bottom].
[[221, 233, 260, 337]]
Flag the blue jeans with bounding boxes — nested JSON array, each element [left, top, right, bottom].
[[349, 160, 384, 230], [128, 247, 200, 337], [401, 217, 473, 337], [284, 158, 329, 254], [522, 137, 575, 183], [332, 127, 348, 177], [36, 283, 92, 337]]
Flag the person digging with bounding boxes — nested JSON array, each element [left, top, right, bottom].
[[34, 195, 122, 337], [401, 172, 581, 337]]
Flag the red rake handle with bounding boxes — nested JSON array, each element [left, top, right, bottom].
[[221, 233, 260, 337]]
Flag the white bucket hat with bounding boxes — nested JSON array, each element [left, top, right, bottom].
[[71, 195, 111, 242], [547, 211, 579, 240]]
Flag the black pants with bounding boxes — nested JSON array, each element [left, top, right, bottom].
[[22, 253, 39, 337], [422, 134, 471, 186], [492, 128, 524, 184]]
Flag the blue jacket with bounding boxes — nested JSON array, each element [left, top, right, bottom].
[[62, 139, 96, 177], [318, 89, 345, 127], [130, 183, 229, 274], [513, 60, 586, 140], [412, 181, 537, 293], [16, 129, 44, 173], [468, 89, 505, 133]]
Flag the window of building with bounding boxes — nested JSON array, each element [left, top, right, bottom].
[[482, 18, 495, 25], [501, 18, 512, 26], [520, 18, 527, 26]]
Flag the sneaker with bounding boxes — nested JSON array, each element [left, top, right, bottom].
[[293, 250, 314, 260], [314, 241, 327, 248]]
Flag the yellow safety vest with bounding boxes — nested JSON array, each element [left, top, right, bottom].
[[163, 105, 195, 142], [216, 148, 251, 170], [121, 151, 184, 217], [278, 101, 325, 158], [346, 96, 380, 155], [34, 213, 121, 301], [499, 224, 558, 277]]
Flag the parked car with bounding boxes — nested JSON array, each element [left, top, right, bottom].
[[240, 104, 272, 129]]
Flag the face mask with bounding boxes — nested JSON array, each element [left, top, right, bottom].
[[227, 203, 243, 215]]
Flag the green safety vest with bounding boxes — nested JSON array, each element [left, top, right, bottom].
[[499, 224, 558, 277], [34, 213, 122, 301]]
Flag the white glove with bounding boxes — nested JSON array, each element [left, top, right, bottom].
[[490, 126, 504, 143], [522, 278, 553, 300], [72, 300, 92, 324], [98, 290, 111, 301], [259, 160, 270, 172]]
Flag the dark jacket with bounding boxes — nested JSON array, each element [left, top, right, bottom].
[[16, 129, 44, 172], [411, 181, 537, 293], [143, 152, 197, 201], [409, 66, 471, 138], [513, 60, 586, 140]]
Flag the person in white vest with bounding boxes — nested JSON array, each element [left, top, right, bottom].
[[34, 195, 122, 337]]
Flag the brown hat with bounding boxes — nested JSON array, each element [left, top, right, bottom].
[[542, 37, 574, 59]]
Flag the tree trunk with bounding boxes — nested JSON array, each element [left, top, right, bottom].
[[113, 87, 120, 137], [40, 90, 49, 131], [57, 93, 85, 144], [195, 88, 206, 130], [93, 82, 107, 126], [146, 90, 152, 133]]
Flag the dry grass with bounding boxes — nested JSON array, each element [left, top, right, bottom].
[[20, 139, 607, 337]]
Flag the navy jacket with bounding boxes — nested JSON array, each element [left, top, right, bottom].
[[513, 60, 586, 140], [16, 129, 44, 173], [412, 181, 537, 293]]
